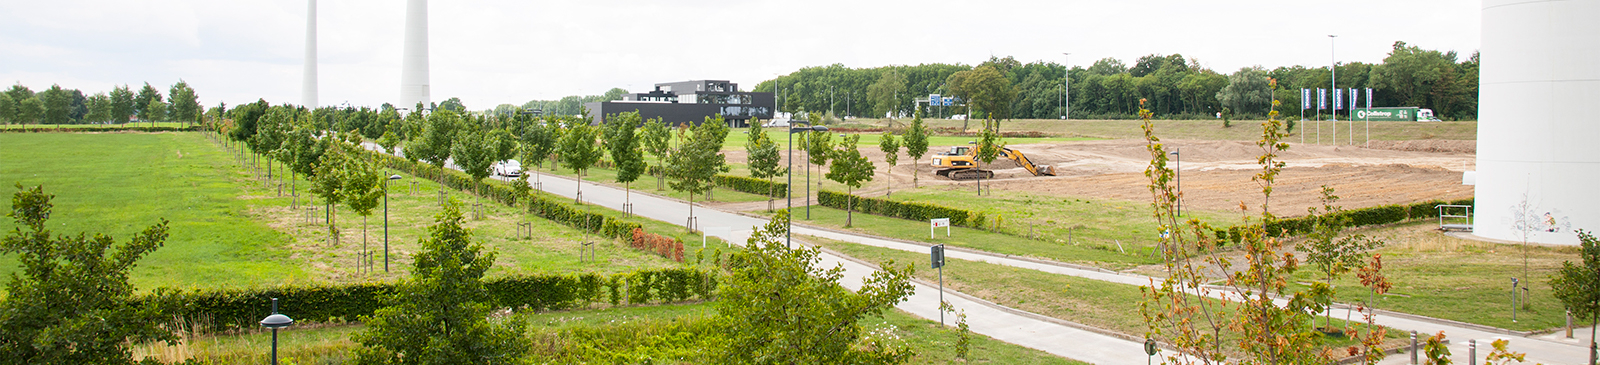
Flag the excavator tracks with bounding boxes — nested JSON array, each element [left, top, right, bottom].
[[936, 169, 995, 181]]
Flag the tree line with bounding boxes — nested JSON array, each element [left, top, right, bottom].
[[755, 41, 1480, 121], [0, 81, 202, 126]]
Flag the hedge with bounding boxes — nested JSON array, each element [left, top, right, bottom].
[[142, 268, 718, 333], [0, 125, 203, 133], [816, 190, 980, 228], [713, 175, 787, 198], [1236, 198, 1477, 240]]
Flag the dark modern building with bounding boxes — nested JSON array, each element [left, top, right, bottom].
[[584, 80, 774, 128]]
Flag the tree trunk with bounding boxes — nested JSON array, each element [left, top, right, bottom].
[[575, 171, 583, 204], [846, 186, 854, 227]]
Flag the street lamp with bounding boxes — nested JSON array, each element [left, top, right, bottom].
[[383, 174, 402, 272], [788, 120, 828, 248], [259, 298, 294, 365], [1062, 52, 1071, 120], [1329, 35, 1339, 143]]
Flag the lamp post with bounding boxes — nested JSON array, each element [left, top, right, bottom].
[[1062, 52, 1071, 120], [383, 174, 402, 272], [788, 121, 828, 248], [1329, 35, 1338, 144], [259, 298, 294, 365]]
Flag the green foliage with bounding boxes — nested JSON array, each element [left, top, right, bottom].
[[406, 110, 460, 170], [947, 65, 1017, 122], [0, 184, 178, 365], [167, 80, 201, 124], [666, 116, 731, 200], [744, 121, 783, 206], [1216, 67, 1272, 115], [1298, 186, 1381, 328], [17, 96, 43, 124], [604, 111, 647, 185], [713, 174, 787, 197], [557, 112, 602, 183], [1483, 339, 1527, 365], [109, 85, 135, 124], [40, 84, 71, 125], [518, 118, 557, 170], [867, 70, 909, 117], [352, 203, 528, 364], [1549, 229, 1600, 335], [816, 190, 981, 228], [134, 83, 162, 122], [716, 210, 916, 364], [827, 134, 875, 226], [903, 107, 930, 186], [640, 116, 672, 189], [450, 125, 499, 186], [1422, 331, 1451, 365]]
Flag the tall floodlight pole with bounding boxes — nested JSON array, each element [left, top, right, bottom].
[[301, 0, 318, 108], [400, 0, 431, 109], [1062, 53, 1071, 120], [1329, 35, 1338, 145]]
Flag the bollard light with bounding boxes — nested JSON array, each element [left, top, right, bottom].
[[259, 298, 294, 365]]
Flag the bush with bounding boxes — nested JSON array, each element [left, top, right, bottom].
[[816, 190, 981, 228], [144, 268, 718, 334], [713, 175, 787, 197], [1249, 198, 1476, 238], [631, 228, 686, 262]]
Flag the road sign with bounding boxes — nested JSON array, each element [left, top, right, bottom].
[[931, 218, 951, 238], [930, 244, 945, 269]]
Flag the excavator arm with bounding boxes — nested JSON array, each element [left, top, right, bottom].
[[1002, 148, 1056, 176]]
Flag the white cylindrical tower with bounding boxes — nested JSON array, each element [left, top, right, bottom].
[[399, 0, 430, 110], [301, 0, 318, 109], [1476, 0, 1600, 245]]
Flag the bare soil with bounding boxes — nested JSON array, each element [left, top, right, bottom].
[[724, 139, 1475, 217]]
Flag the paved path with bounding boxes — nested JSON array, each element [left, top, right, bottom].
[[512, 172, 1160, 364]]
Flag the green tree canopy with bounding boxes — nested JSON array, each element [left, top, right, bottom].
[[640, 116, 672, 189], [867, 70, 908, 118], [17, 97, 44, 124], [109, 85, 135, 124], [902, 106, 930, 187], [745, 120, 784, 210], [0, 184, 178, 364], [946, 65, 1017, 127], [1215, 66, 1272, 115], [0, 92, 14, 124], [826, 134, 874, 227], [557, 111, 603, 202], [40, 85, 71, 126]]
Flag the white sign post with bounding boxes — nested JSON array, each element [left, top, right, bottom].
[[930, 218, 951, 239]]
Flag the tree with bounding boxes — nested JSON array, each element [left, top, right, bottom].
[[1215, 66, 1272, 116], [518, 119, 558, 189], [3, 83, 31, 104], [17, 96, 44, 124], [40, 85, 71, 126], [352, 203, 527, 364], [826, 134, 875, 227], [605, 111, 648, 214], [343, 152, 384, 273], [716, 209, 915, 364], [437, 97, 466, 113], [902, 106, 930, 188], [0, 92, 14, 124], [84, 93, 111, 124], [666, 116, 730, 231], [451, 124, 500, 214], [946, 65, 1016, 131], [406, 110, 460, 202], [640, 116, 672, 190], [144, 100, 168, 124], [0, 184, 178, 364], [557, 112, 602, 203], [109, 85, 135, 124], [312, 141, 352, 245], [803, 121, 833, 219], [878, 131, 900, 197], [1298, 186, 1380, 329], [867, 69, 908, 118], [973, 117, 1002, 195], [1549, 229, 1600, 365], [167, 80, 201, 124], [134, 83, 162, 125], [745, 120, 783, 211]]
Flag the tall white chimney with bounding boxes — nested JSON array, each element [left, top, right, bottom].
[[399, 0, 430, 111], [301, 0, 318, 108]]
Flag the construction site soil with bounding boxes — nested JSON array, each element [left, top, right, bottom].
[[726, 139, 1475, 217]]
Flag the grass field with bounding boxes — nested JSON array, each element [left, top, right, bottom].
[[838, 117, 1477, 141], [0, 132, 693, 292], [0, 122, 193, 129], [136, 301, 1087, 364]]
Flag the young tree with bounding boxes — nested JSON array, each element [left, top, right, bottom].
[[84, 92, 111, 124], [450, 125, 499, 213], [1549, 229, 1600, 365], [405, 110, 459, 202], [352, 203, 527, 364], [134, 83, 162, 126], [0, 92, 14, 124], [0, 185, 178, 364], [1298, 186, 1380, 329], [826, 134, 875, 227], [745, 120, 784, 211], [17, 96, 43, 124], [902, 106, 929, 188], [716, 209, 915, 364], [343, 154, 384, 273], [973, 116, 1003, 195], [109, 85, 135, 124], [40, 85, 71, 127], [167, 80, 201, 124], [605, 111, 648, 214], [946, 65, 1016, 131], [312, 141, 352, 245], [640, 116, 672, 190], [867, 69, 908, 118], [144, 100, 168, 124], [878, 131, 900, 197], [666, 116, 730, 231], [518, 119, 558, 189], [803, 122, 833, 219], [557, 112, 603, 203]]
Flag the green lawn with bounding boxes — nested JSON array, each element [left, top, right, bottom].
[[138, 301, 1087, 364], [0, 132, 692, 292], [0, 122, 193, 129]]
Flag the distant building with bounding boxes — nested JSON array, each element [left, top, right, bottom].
[[584, 80, 774, 128]]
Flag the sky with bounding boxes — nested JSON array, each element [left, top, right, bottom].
[[0, 0, 1481, 111]]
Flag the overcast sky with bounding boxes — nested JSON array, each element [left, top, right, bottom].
[[0, 0, 1481, 110]]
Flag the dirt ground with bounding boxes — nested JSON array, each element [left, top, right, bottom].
[[724, 139, 1476, 217]]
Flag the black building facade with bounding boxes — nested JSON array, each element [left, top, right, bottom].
[[584, 80, 774, 128]]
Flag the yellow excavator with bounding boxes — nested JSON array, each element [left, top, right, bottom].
[[930, 143, 1056, 180]]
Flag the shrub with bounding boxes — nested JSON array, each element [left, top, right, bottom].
[[713, 175, 787, 197], [817, 190, 981, 228], [630, 228, 686, 262]]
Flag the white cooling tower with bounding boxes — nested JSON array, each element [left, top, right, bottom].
[[399, 0, 430, 110], [301, 0, 317, 109], [1475, 0, 1600, 245]]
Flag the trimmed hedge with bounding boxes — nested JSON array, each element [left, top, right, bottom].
[[144, 268, 718, 333], [816, 190, 980, 228], [714, 175, 787, 198], [1249, 198, 1477, 239]]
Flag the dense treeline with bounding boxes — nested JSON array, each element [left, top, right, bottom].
[[0, 81, 203, 125], [756, 41, 1479, 121]]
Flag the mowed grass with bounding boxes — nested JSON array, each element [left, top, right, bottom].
[[1289, 221, 1583, 331], [843, 117, 1477, 141], [137, 301, 1086, 364], [0, 122, 194, 129], [0, 132, 311, 290], [1, 132, 692, 292]]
